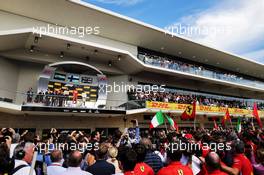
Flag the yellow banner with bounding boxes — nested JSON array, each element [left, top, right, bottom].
[[146, 101, 264, 117]]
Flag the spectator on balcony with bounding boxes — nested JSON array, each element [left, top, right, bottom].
[[26, 88, 34, 103]]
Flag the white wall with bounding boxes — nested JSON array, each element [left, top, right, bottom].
[[15, 62, 44, 104], [0, 57, 18, 101], [106, 75, 137, 108], [0, 11, 138, 56]]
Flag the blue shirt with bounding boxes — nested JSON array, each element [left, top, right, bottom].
[[144, 151, 163, 173]]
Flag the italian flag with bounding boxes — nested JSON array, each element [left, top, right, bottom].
[[236, 117, 242, 133], [165, 115, 179, 132], [150, 111, 164, 129]]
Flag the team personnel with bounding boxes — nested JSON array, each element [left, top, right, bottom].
[[221, 141, 253, 175], [157, 142, 193, 175], [205, 152, 227, 175]]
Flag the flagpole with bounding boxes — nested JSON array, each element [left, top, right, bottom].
[[230, 118, 233, 130], [193, 117, 196, 131], [164, 115, 168, 134]]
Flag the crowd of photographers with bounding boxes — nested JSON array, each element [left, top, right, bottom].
[[0, 119, 264, 175]]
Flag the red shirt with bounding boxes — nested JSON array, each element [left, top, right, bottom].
[[207, 169, 228, 175], [157, 161, 193, 175], [232, 154, 253, 175], [124, 171, 135, 175], [73, 90, 78, 96], [134, 162, 154, 175]]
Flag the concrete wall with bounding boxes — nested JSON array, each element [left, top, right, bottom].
[[0, 57, 45, 104], [0, 112, 129, 131], [15, 62, 44, 104], [106, 75, 137, 108], [0, 11, 138, 56], [0, 57, 18, 101], [0, 111, 215, 131]]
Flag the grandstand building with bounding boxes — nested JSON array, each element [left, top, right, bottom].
[[0, 0, 263, 135]]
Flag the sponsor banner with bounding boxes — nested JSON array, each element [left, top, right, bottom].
[[146, 101, 264, 116]]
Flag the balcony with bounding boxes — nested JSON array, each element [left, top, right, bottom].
[[138, 53, 264, 89]]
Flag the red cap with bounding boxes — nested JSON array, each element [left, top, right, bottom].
[[184, 134, 193, 139]]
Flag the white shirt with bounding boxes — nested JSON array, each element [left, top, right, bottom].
[[10, 143, 18, 158], [13, 159, 36, 175], [192, 155, 201, 175], [62, 167, 93, 175], [47, 163, 66, 175]]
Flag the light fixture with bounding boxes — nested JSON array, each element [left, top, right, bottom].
[[161, 47, 164, 50], [60, 51, 64, 58], [67, 43, 71, 49], [178, 51, 182, 55], [94, 49, 98, 54], [108, 61, 112, 67], [192, 56, 196, 58], [34, 36, 39, 44], [85, 56, 90, 61], [30, 45, 35, 53], [118, 55, 121, 61]]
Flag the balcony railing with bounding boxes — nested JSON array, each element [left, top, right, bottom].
[[138, 53, 264, 89], [0, 91, 145, 111], [1, 89, 264, 112]]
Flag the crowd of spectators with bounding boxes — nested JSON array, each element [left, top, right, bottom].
[[138, 52, 264, 88], [0, 119, 264, 175], [128, 89, 264, 109]]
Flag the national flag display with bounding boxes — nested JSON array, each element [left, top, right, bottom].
[[222, 108, 231, 127], [150, 111, 164, 129], [236, 116, 242, 133], [165, 114, 179, 132], [213, 117, 218, 130], [181, 101, 196, 120], [253, 102, 263, 128]]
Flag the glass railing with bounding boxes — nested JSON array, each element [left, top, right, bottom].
[[1, 89, 264, 111], [0, 90, 145, 111], [138, 53, 264, 89]]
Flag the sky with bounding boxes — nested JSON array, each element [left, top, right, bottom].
[[84, 0, 264, 63]]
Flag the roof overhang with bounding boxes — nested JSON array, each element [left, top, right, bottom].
[[0, 0, 264, 79]]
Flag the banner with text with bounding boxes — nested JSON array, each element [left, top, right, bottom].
[[146, 101, 264, 117]]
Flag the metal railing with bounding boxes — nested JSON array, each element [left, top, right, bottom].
[[0, 90, 146, 110], [1, 89, 264, 111], [138, 53, 264, 89]]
